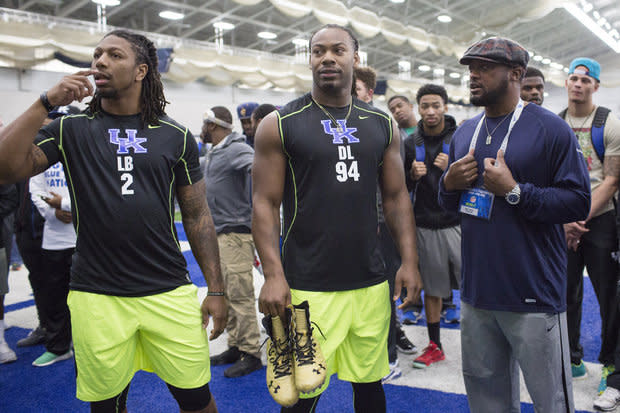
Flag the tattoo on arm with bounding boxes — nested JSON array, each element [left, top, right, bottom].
[[177, 179, 223, 289], [30, 145, 50, 176], [604, 155, 620, 179]]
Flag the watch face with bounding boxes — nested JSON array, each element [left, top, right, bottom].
[[507, 193, 519, 204]]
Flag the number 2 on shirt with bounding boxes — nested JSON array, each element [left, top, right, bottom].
[[117, 156, 135, 195]]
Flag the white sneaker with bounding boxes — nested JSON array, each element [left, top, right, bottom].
[[0, 341, 17, 364], [594, 387, 620, 411], [382, 360, 402, 384]]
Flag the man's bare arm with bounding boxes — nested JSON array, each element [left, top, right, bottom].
[[380, 120, 422, 305], [0, 70, 95, 183], [0, 105, 51, 183], [177, 179, 226, 339], [177, 179, 224, 290], [587, 155, 620, 221], [381, 121, 418, 267], [251, 111, 290, 318]]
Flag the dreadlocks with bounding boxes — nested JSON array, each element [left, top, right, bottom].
[[88, 29, 168, 126]]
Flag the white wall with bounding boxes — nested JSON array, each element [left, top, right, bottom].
[[0, 67, 299, 136], [0, 67, 487, 133], [544, 82, 620, 116], [3, 67, 618, 133]]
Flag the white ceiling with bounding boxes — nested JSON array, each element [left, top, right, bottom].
[[1, 0, 619, 88]]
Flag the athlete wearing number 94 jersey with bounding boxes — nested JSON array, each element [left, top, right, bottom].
[[0, 30, 226, 413], [252, 24, 422, 413]]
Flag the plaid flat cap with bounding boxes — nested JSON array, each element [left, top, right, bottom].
[[459, 37, 529, 68]]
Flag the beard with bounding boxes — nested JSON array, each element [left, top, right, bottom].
[[470, 76, 509, 107], [96, 89, 119, 99]]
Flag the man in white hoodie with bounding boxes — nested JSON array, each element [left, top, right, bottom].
[[28, 105, 78, 367]]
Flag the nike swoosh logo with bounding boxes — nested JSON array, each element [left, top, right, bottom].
[[148, 124, 161, 129], [359, 115, 369, 119]]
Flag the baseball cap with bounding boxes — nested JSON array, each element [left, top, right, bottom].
[[459, 37, 529, 69], [48, 105, 81, 119], [568, 57, 600, 82], [236, 102, 259, 120]]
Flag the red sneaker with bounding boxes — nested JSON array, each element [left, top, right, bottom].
[[412, 341, 445, 368]]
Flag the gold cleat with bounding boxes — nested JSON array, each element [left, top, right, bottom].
[[264, 308, 299, 407], [291, 301, 327, 394]]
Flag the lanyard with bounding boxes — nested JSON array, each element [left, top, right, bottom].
[[469, 99, 525, 155]]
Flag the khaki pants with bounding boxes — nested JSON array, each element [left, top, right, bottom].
[[217, 232, 261, 357]]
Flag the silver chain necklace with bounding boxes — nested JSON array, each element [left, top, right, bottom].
[[484, 112, 512, 145]]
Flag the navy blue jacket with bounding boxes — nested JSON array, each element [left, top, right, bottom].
[[438, 103, 590, 313]]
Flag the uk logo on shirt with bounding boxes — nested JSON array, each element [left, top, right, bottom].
[[108, 129, 148, 154], [321, 120, 359, 144]]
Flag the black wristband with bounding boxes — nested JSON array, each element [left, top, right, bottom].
[[39, 92, 54, 112], [207, 291, 225, 296]]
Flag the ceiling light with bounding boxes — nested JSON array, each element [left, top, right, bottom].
[[159, 10, 184, 20], [418, 65, 431, 72], [433, 68, 445, 75], [550, 62, 564, 70], [213, 21, 235, 30], [564, 3, 620, 53], [389, 0, 405, 3], [437, 15, 452, 23], [564, 67, 570, 73], [292, 38, 308, 47], [533, 55, 543, 61], [541, 58, 551, 64], [398, 61, 411, 70], [258, 31, 277, 40], [543, 92, 549, 97], [91, 0, 120, 6], [449, 72, 461, 79]]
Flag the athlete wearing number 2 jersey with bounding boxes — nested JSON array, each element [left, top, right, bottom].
[[0, 30, 225, 413], [35, 112, 197, 295]]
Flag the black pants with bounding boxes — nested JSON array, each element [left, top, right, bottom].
[[15, 232, 46, 328], [566, 211, 619, 365], [378, 222, 400, 364], [39, 248, 73, 355], [605, 275, 620, 390]]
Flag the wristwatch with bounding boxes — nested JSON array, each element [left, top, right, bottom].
[[505, 183, 521, 205], [39, 92, 54, 113]]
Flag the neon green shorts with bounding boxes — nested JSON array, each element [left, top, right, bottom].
[[68, 284, 210, 401], [291, 281, 390, 397]]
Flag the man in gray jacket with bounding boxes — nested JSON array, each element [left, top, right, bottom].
[[203, 106, 262, 378]]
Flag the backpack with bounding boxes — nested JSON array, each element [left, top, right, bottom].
[[415, 141, 450, 163], [559, 106, 611, 162]]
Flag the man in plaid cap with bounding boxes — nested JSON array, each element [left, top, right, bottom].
[[439, 37, 590, 412]]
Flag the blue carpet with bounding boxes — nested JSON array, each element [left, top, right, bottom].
[[0, 327, 596, 413], [0, 223, 601, 411]]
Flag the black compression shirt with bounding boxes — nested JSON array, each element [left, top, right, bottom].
[[278, 93, 391, 291], [35, 110, 202, 296]]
